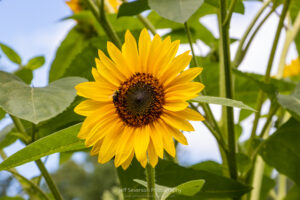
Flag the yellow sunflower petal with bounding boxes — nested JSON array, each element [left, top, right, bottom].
[[161, 110, 194, 131], [114, 126, 135, 167], [149, 122, 164, 158], [165, 124, 188, 145], [98, 49, 128, 81], [138, 28, 151, 73], [148, 141, 159, 167], [163, 100, 189, 112], [146, 34, 162, 73], [107, 41, 134, 75], [175, 108, 205, 121], [75, 82, 114, 102], [122, 30, 140, 72], [85, 115, 120, 147], [134, 125, 150, 162], [158, 120, 176, 157], [98, 122, 123, 164], [74, 100, 108, 116], [166, 67, 203, 87], [121, 150, 134, 170], [90, 139, 103, 156]]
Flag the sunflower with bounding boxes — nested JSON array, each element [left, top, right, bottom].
[[66, 0, 122, 14], [283, 58, 300, 78], [74, 29, 205, 170]]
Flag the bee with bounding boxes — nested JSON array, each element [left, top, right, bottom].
[[113, 90, 120, 103]]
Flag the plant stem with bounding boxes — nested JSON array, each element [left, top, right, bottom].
[[86, 0, 122, 48], [233, 0, 272, 68], [248, 0, 292, 153], [219, 0, 238, 180], [241, 10, 273, 60], [145, 164, 156, 200], [249, 156, 265, 200], [184, 22, 224, 146], [137, 14, 156, 35], [9, 115, 63, 200], [277, 174, 286, 200], [223, 0, 237, 27]]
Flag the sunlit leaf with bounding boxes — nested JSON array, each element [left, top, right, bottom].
[[191, 96, 256, 111], [134, 179, 205, 200], [0, 71, 86, 124], [277, 83, 300, 121], [0, 43, 22, 65], [148, 0, 204, 23], [24, 56, 45, 70], [118, 0, 149, 17], [0, 123, 85, 171]]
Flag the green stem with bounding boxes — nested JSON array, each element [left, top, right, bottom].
[[242, 10, 273, 60], [233, 0, 272, 67], [219, 0, 238, 180], [223, 0, 237, 27], [86, 0, 122, 48], [145, 164, 156, 200], [8, 169, 51, 200], [277, 174, 287, 200], [137, 14, 156, 35], [9, 115, 63, 200], [248, 0, 291, 153], [184, 22, 224, 150]]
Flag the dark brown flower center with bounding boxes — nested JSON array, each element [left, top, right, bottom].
[[113, 73, 164, 127]]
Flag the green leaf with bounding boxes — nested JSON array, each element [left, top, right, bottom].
[[0, 71, 86, 124], [148, 0, 204, 23], [134, 179, 205, 200], [118, 0, 149, 17], [24, 56, 45, 70], [118, 159, 250, 199], [204, 0, 245, 14], [259, 118, 300, 185], [0, 123, 86, 171], [0, 107, 5, 120], [191, 96, 256, 111], [277, 82, 300, 121], [190, 161, 223, 176], [49, 27, 91, 82], [0, 43, 22, 65], [0, 124, 18, 150], [14, 68, 33, 84]]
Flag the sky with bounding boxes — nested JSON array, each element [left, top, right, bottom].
[[0, 0, 298, 184]]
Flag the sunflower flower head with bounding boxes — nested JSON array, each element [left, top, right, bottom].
[[66, 0, 84, 13], [74, 29, 205, 170], [66, 0, 121, 14], [283, 58, 300, 78]]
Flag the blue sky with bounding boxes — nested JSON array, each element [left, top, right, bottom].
[[0, 0, 298, 183]]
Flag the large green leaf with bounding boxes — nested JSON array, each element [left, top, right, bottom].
[[204, 0, 245, 14], [0, 123, 85, 171], [49, 27, 91, 82], [277, 82, 300, 121], [134, 179, 205, 200], [24, 56, 45, 70], [284, 184, 300, 200], [0, 43, 22, 65], [191, 96, 256, 111], [118, 0, 149, 17], [0, 71, 86, 124], [148, 0, 204, 23], [118, 159, 250, 199], [259, 118, 300, 185]]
